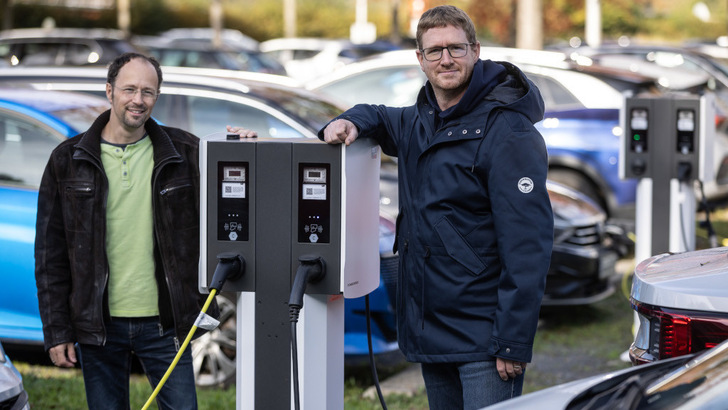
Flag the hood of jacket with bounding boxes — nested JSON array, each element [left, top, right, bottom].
[[424, 59, 545, 126]]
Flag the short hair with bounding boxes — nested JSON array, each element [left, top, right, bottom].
[[106, 52, 163, 89], [415, 5, 477, 49]]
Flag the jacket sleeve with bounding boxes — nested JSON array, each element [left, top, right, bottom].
[[317, 103, 408, 157], [484, 112, 554, 363], [35, 155, 75, 351]]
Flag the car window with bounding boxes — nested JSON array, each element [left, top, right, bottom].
[[527, 73, 584, 111], [318, 66, 425, 107], [0, 111, 63, 187], [152, 94, 305, 139]]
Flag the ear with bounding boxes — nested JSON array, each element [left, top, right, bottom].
[[106, 83, 113, 103], [472, 41, 481, 62], [416, 49, 425, 72]]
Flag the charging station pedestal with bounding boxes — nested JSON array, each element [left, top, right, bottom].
[[199, 134, 381, 409], [620, 94, 715, 262]]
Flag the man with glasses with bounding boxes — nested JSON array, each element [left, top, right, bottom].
[[35, 52, 219, 409], [321, 5, 553, 408]]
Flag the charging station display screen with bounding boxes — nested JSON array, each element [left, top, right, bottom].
[[218, 162, 249, 241], [299, 164, 330, 243]]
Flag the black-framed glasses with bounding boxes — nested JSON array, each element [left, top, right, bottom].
[[420, 43, 474, 61], [113, 86, 158, 100]]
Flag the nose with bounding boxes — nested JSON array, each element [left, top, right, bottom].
[[440, 49, 455, 64], [131, 90, 145, 104]]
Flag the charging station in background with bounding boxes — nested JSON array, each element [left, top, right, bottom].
[[620, 93, 715, 263], [199, 134, 381, 409]]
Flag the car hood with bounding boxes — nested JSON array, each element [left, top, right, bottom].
[[631, 247, 728, 312]]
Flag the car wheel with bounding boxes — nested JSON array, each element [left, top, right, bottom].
[[191, 294, 237, 388], [548, 168, 606, 212]]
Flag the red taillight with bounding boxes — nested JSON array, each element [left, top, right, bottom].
[[635, 302, 728, 361], [660, 313, 691, 358]]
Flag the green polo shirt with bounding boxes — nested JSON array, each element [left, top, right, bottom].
[[101, 136, 159, 317]]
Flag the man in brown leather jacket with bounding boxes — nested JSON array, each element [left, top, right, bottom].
[[34, 52, 218, 409]]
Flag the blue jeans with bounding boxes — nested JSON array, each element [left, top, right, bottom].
[[78, 317, 198, 410], [421, 361, 523, 410]]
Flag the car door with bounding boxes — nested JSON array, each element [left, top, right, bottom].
[[0, 108, 66, 344]]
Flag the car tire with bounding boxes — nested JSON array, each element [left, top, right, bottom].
[[191, 293, 237, 388], [548, 168, 606, 212]]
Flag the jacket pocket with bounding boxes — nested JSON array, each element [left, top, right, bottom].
[[159, 179, 197, 231], [434, 217, 487, 276], [62, 182, 95, 233]]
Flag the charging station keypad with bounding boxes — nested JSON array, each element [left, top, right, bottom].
[[298, 164, 330, 243], [218, 162, 249, 241]]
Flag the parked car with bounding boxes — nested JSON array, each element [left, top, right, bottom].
[[0, 28, 140, 67], [133, 31, 287, 75], [0, 88, 108, 346], [629, 246, 728, 365], [487, 337, 728, 409], [0, 340, 29, 410], [259, 37, 400, 81]]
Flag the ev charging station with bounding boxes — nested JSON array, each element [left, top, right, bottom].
[[620, 93, 715, 263], [199, 134, 381, 409]]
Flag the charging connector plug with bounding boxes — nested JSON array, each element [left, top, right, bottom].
[[209, 252, 246, 292], [288, 255, 325, 322]]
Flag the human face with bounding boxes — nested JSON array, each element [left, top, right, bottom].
[[106, 57, 159, 134], [417, 25, 480, 100]]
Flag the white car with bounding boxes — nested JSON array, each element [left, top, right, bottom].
[[259, 37, 399, 81], [487, 337, 728, 409], [629, 246, 728, 365]]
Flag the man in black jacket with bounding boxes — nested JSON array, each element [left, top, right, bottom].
[[35, 52, 217, 409]]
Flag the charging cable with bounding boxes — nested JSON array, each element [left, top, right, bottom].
[[141, 253, 245, 410], [365, 294, 388, 409], [288, 255, 325, 410]]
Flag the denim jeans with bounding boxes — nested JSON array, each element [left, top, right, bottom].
[[421, 360, 523, 410], [78, 317, 198, 410]]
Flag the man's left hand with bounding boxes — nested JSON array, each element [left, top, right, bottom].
[[496, 357, 526, 380]]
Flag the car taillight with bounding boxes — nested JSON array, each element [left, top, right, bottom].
[[633, 300, 728, 362]]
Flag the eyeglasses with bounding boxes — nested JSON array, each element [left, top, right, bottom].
[[420, 43, 474, 61], [113, 86, 158, 100]]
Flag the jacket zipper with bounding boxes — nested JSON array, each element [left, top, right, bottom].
[[152, 156, 185, 342], [422, 246, 430, 331], [75, 146, 110, 346]]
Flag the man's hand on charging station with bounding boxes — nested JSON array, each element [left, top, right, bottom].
[[226, 125, 258, 139], [323, 119, 358, 146], [49, 342, 77, 368]]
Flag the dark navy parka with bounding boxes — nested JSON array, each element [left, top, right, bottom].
[[320, 59, 554, 364]]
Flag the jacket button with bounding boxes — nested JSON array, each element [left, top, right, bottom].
[[429, 110, 434, 115], [476, 129, 482, 134], [506, 348, 511, 353], [448, 131, 453, 136], [462, 129, 468, 135]]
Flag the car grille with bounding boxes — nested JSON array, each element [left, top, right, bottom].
[[562, 223, 602, 246]]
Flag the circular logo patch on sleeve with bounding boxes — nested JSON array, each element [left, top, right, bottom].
[[518, 177, 534, 193]]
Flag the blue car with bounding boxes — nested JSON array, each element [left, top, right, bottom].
[[0, 89, 108, 346]]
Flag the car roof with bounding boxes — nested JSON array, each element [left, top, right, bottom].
[[0, 87, 108, 112], [0, 27, 128, 40], [307, 48, 625, 110]]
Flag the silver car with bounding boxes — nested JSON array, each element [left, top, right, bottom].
[[0, 341, 30, 410]]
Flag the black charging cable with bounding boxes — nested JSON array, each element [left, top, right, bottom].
[[288, 255, 325, 410], [365, 294, 388, 409]]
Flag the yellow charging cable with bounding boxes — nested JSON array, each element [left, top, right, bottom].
[[141, 289, 218, 410]]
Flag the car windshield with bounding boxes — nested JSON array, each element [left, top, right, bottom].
[[259, 87, 343, 131]]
